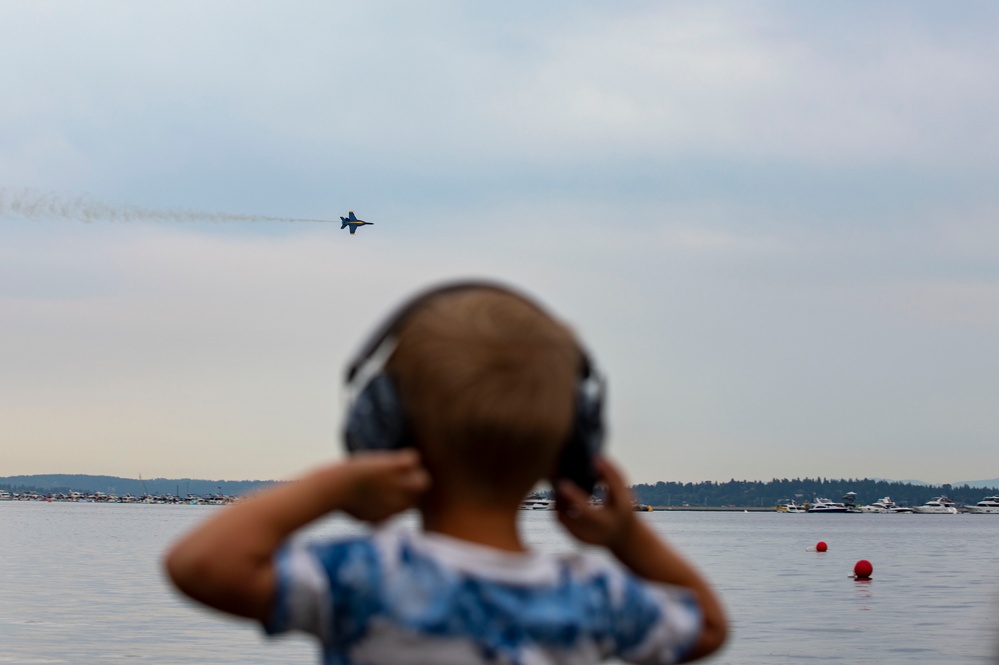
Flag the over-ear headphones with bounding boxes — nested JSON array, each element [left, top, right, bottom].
[[343, 280, 606, 493]]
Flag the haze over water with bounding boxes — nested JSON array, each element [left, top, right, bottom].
[[2, 503, 996, 664]]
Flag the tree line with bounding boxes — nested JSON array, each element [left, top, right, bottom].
[[629, 477, 998, 508]]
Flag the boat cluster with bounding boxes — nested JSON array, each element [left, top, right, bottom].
[[0, 489, 237, 505], [776, 493, 999, 514]]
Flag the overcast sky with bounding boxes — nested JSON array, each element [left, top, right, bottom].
[[2, 2, 997, 485]]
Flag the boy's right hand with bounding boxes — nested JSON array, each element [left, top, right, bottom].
[[164, 450, 430, 623], [337, 449, 431, 523], [556, 457, 638, 550]]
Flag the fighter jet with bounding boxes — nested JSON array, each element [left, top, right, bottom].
[[340, 211, 373, 235]]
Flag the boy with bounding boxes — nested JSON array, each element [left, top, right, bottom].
[[165, 282, 727, 664]]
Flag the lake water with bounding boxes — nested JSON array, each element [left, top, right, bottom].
[[1, 502, 997, 664]]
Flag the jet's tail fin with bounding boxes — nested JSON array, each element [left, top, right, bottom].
[[340, 217, 348, 229]]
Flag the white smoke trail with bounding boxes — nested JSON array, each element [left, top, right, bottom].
[[0, 188, 333, 224]]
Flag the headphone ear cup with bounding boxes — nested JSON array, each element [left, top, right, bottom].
[[554, 383, 605, 494], [344, 373, 411, 453]]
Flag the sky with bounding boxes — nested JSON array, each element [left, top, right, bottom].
[[2, 2, 997, 485]]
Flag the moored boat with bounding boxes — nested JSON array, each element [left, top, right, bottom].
[[806, 497, 853, 513], [911, 496, 959, 514], [776, 500, 806, 513], [965, 496, 999, 514], [858, 497, 913, 513], [519, 497, 555, 510]]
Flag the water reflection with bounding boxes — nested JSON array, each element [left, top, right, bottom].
[[852, 577, 874, 610]]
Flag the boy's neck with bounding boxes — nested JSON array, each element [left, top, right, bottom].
[[419, 492, 526, 553]]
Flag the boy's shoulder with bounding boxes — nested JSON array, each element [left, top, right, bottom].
[[298, 526, 622, 586], [276, 524, 700, 624]]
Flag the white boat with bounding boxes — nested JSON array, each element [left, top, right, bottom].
[[0, 490, 12, 501], [911, 496, 959, 514], [519, 497, 555, 511], [806, 497, 853, 513], [776, 500, 806, 513], [858, 497, 912, 513], [966, 496, 999, 514]]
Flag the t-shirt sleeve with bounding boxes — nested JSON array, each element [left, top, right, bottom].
[[588, 560, 702, 665], [264, 537, 384, 643], [616, 579, 702, 664], [264, 541, 331, 637]]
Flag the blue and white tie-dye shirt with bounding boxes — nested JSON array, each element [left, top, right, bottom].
[[266, 527, 701, 665]]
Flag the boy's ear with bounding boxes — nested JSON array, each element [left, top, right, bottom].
[[344, 374, 412, 453]]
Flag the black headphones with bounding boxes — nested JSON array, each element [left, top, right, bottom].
[[343, 280, 606, 493]]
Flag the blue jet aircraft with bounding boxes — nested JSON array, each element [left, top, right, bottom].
[[340, 211, 373, 235]]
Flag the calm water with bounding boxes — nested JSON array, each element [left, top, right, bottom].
[[1, 502, 997, 664]]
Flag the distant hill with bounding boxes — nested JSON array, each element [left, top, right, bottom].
[[956, 478, 999, 489], [879, 478, 999, 489], [0, 474, 275, 497]]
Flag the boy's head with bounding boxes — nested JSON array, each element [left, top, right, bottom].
[[375, 283, 583, 502]]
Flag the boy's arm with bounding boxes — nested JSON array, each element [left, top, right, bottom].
[[163, 450, 430, 623], [556, 459, 728, 661]]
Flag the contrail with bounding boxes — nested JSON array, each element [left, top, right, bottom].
[[0, 188, 332, 224]]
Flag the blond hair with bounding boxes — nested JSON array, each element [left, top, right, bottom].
[[386, 288, 580, 498]]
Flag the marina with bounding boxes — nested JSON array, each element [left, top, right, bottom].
[[4, 489, 999, 513], [0, 490, 238, 505]]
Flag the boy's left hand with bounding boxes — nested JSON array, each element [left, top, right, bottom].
[[337, 449, 431, 522]]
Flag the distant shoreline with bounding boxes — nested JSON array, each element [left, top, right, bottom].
[[3, 473, 998, 510]]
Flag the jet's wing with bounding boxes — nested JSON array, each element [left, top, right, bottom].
[[349, 225, 357, 234], [348, 211, 357, 221]]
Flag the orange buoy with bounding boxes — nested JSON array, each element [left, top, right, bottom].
[[816, 541, 828, 552], [853, 559, 873, 579]]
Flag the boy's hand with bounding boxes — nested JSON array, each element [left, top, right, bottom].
[[559, 458, 730, 659], [556, 457, 638, 549], [337, 449, 431, 522], [164, 450, 430, 622]]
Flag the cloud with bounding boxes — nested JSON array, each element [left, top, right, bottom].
[[489, 4, 999, 171], [3, 2, 997, 202], [873, 281, 999, 328]]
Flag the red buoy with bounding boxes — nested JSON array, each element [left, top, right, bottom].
[[816, 541, 828, 552], [853, 559, 873, 579]]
